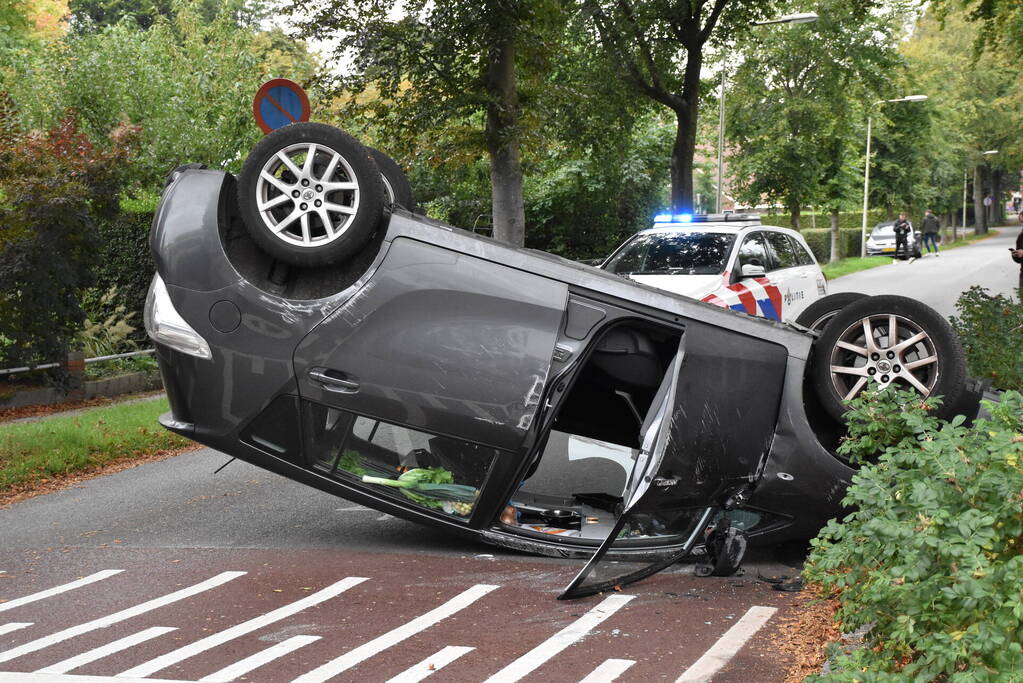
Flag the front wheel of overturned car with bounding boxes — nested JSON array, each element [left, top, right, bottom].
[[795, 292, 869, 332], [810, 294, 966, 422], [237, 122, 384, 268]]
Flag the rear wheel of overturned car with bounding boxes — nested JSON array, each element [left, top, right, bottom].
[[795, 292, 869, 332], [367, 147, 416, 210], [810, 294, 966, 422], [237, 122, 384, 268]]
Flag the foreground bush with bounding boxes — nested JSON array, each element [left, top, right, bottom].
[[951, 286, 1023, 392], [804, 387, 1023, 680]]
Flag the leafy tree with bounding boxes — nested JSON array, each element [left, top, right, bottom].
[[932, 0, 1023, 60], [900, 8, 1023, 234], [579, 0, 802, 213], [5, 0, 319, 186], [725, 0, 904, 259], [66, 0, 242, 30], [0, 103, 139, 369], [292, 0, 567, 247]]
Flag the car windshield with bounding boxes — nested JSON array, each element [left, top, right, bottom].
[[871, 225, 895, 238], [605, 232, 736, 276]]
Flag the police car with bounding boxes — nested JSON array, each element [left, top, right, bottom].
[[601, 213, 827, 323]]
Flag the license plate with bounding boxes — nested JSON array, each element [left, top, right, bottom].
[[882, 248, 895, 253]]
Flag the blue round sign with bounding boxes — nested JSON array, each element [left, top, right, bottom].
[[253, 79, 310, 133]]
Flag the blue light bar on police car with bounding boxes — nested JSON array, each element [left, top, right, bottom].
[[653, 213, 694, 223]]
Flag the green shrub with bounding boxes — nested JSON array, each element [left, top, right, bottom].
[[950, 286, 1023, 392], [76, 286, 137, 358], [93, 209, 155, 338], [800, 228, 863, 263], [804, 387, 1023, 680], [0, 103, 139, 369]]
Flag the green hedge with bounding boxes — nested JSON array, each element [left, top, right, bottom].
[[93, 209, 155, 341], [760, 209, 889, 231], [799, 228, 864, 263]]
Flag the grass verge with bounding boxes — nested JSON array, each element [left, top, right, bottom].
[[0, 397, 191, 494], [822, 227, 1003, 280]]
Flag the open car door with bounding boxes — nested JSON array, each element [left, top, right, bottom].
[[559, 325, 788, 599]]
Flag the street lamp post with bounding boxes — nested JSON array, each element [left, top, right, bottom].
[[859, 95, 928, 257], [715, 12, 818, 213]]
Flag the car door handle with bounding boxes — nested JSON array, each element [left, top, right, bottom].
[[308, 368, 360, 393]]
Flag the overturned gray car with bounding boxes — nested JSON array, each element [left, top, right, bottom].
[[145, 122, 980, 598]]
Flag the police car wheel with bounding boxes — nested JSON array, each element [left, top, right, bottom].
[[237, 122, 384, 268], [795, 292, 869, 333], [811, 295, 966, 422]]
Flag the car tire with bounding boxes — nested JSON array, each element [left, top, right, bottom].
[[810, 294, 967, 422], [794, 292, 869, 333], [368, 147, 416, 211], [237, 122, 383, 268]]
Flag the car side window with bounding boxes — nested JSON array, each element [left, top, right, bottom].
[[764, 231, 798, 270], [737, 232, 771, 272], [789, 236, 815, 266]]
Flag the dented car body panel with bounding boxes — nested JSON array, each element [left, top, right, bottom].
[[150, 169, 857, 594]]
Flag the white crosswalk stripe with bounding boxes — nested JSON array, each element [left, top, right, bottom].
[[0, 571, 245, 666], [36, 627, 177, 675], [484, 594, 634, 683], [675, 605, 778, 682], [0, 571, 123, 614], [198, 635, 322, 682], [0, 624, 31, 637], [119, 576, 367, 678], [292, 583, 499, 683], [578, 658, 635, 682], [385, 646, 475, 683]]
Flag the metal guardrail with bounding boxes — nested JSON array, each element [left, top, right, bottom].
[[0, 349, 156, 377]]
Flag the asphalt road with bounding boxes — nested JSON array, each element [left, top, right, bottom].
[[830, 227, 1021, 318], [0, 449, 807, 682]]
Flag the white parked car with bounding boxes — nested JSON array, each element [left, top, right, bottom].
[[601, 214, 827, 323], [865, 221, 922, 259]]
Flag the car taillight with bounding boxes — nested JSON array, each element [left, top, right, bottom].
[[144, 274, 212, 360]]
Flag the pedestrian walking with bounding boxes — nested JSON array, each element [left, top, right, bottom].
[[893, 212, 913, 261], [921, 208, 940, 256], [1012, 226, 1023, 295]]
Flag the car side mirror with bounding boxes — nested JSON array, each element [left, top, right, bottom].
[[740, 263, 766, 278]]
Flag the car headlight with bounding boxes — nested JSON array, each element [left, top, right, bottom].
[[144, 274, 212, 360]]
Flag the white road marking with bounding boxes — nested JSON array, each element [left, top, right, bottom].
[[0, 570, 123, 613], [36, 627, 177, 674], [293, 583, 499, 683], [0, 673, 191, 682], [119, 576, 367, 678], [0, 623, 32, 636], [675, 605, 778, 682], [578, 658, 635, 682], [198, 635, 322, 682], [0, 571, 245, 666], [484, 594, 635, 683], [386, 645, 474, 683]]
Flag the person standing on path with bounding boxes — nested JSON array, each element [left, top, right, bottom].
[[893, 212, 913, 261], [1012, 226, 1023, 294], [921, 209, 940, 256]]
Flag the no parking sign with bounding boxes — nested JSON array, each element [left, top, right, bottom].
[[252, 78, 310, 134]]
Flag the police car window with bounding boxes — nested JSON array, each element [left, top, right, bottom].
[[764, 232, 798, 270], [737, 233, 770, 270], [788, 236, 814, 265], [605, 232, 736, 276]]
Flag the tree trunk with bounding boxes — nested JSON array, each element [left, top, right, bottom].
[[485, 31, 525, 246], [668, 52, 703, 213], [789, 203, 801, 230], [992, 168, 1004, 225], [828, 208, 841, 264], [973, 164, 987, 235]]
